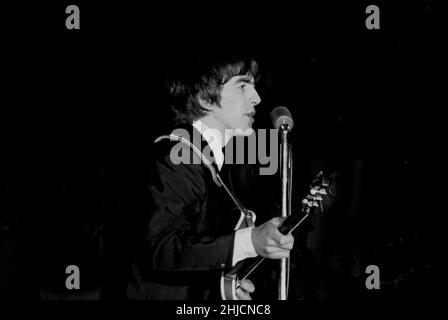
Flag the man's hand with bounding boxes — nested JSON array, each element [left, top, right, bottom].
[[235, 279, 255, 300], [251, 217, 294, 259]]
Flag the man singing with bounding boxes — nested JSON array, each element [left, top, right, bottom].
[[129, 50, 294, 300]]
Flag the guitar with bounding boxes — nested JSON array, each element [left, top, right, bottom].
[[220, 171, 335, 300]]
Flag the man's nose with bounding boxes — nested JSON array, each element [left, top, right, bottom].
[[249, 88, 261, 107]]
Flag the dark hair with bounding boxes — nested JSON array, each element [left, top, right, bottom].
[[166, 53, 260, 125]]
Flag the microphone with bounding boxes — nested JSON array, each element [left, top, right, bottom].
[[270, 106, 294, 300], [270, 106, 294, 131]]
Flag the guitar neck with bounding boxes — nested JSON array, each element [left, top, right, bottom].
[[278, 207, 310, 235]]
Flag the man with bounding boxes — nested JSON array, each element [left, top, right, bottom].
[[129, 52, 294, 300]]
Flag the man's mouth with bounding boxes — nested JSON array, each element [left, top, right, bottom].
[[244, 111, 256, 118]]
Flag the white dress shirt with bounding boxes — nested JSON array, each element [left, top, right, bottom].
[[192, 120, 258, 266]]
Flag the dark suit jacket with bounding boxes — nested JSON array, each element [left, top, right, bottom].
[[129, 125, 244, 300]]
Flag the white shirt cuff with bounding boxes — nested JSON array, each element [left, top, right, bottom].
[[232, 226, 258, 266]]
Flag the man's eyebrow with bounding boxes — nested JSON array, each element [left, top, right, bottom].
[[233, 76, 255, 85]]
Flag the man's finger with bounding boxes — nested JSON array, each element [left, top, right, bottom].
[[267, 251, 290, 259], [263, 249, 290, 259], [236, 288, 252, 300], [239, 279, 255, 293], [278, 233, 294, 246], [270, 217, 283, 227]]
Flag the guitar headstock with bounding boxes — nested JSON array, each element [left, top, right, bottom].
[[301, 171, 336, 213]]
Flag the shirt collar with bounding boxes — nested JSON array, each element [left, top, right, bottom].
[[192, 119, 224, 171]]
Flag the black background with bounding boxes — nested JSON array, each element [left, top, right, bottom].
[[1, 1, 446, 302]]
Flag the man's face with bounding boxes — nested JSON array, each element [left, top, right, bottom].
[[211, 74, 261, 135]]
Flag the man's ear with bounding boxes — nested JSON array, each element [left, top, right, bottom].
[[197, 96, 216, 111]]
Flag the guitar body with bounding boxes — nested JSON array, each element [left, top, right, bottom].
[[220, 256, 265, 300], [220, 272, 238, 300]]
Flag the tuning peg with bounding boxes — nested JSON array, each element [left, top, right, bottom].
[[318, 188, 327, 195], [307, 194, 322, 201], [302, 198, 320, 208], [310, 187, 328, 196], [302, 199, 313, 207]]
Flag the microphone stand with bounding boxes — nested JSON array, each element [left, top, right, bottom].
[[278, 122, 292, 300]]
